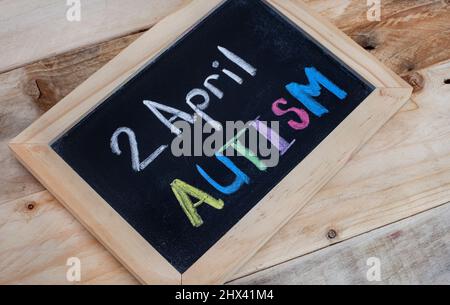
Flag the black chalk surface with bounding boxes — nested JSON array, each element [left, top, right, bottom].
[[52, 0, 374, 272]]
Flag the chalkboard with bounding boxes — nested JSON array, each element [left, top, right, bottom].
[[12, 0, 411, 284], [51, 0, 373, 273]]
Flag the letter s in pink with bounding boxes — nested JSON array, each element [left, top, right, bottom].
[[272, 98, 310, 130]]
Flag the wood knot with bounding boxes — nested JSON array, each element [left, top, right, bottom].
[[363, 44, 376, 51], [403, 72, 424, 93], [404, 62, 416, 73], [327, 229, 338, 240], [34, 79, 61, 111], [354, 34, 378, 52], [26, 201, 36, 211], [23, 76, 61, 112]]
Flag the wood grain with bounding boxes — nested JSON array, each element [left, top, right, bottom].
[[0, 0, 188, 74], [2, 0, 448, 205], [2, 59, 448, 284], [0, 33, 141, 205], [10, 0, 411, 284], [231, 202, 450, 285], [235, 59, 450, 278], [1, 0, 448, 75], [305, 0, 450, 76], [0, 191, 137, 284], [9, 143, 182, 284], [0, 1, 449, 284]]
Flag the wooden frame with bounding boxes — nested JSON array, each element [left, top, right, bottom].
[[9, 0, 412, 284]]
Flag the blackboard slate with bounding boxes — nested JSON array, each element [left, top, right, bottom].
[[52, 0, 374, 273]]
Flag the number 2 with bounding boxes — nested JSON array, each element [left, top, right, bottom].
[[110, 127, 167, 172]]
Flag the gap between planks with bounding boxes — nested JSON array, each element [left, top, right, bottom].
[[1, 0, 449, 75], [1, 59, 449, 284], [2, 0, 449, 205], [230, 201, 450, 285], [0, 0, 191, 74], [228, 200, 450, 283]]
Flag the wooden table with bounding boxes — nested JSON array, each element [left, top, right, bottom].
[[0, 0, 449, 285]]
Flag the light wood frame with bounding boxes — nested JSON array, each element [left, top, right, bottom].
[[9, 0, 412, 284]]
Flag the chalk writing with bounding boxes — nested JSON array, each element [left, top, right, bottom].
[[110, 46, 348, 226], [110, 127, 168, 172], [171, 179, 224, 227], [196, 153, 251, 195], [286, 67, 348, 117]]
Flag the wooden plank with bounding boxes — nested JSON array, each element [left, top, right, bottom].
[[0, 33, 141, 205], [0, 190, 137, 284], [235, 59, 450, 278], [305, 0, 450, 75], [0, 0, 188, 74], [361, 0, 450, 74], [2, 60, 448, 284], [231, 202, 450, 285], [2, 0, 448, 76], [7, 0, 228, 285], [9, 143, 183, 284], [2, 0, 448, 204], [2, 0, 448, 205], [10, 0, 412, 284], [0, 1, 449, 284]]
